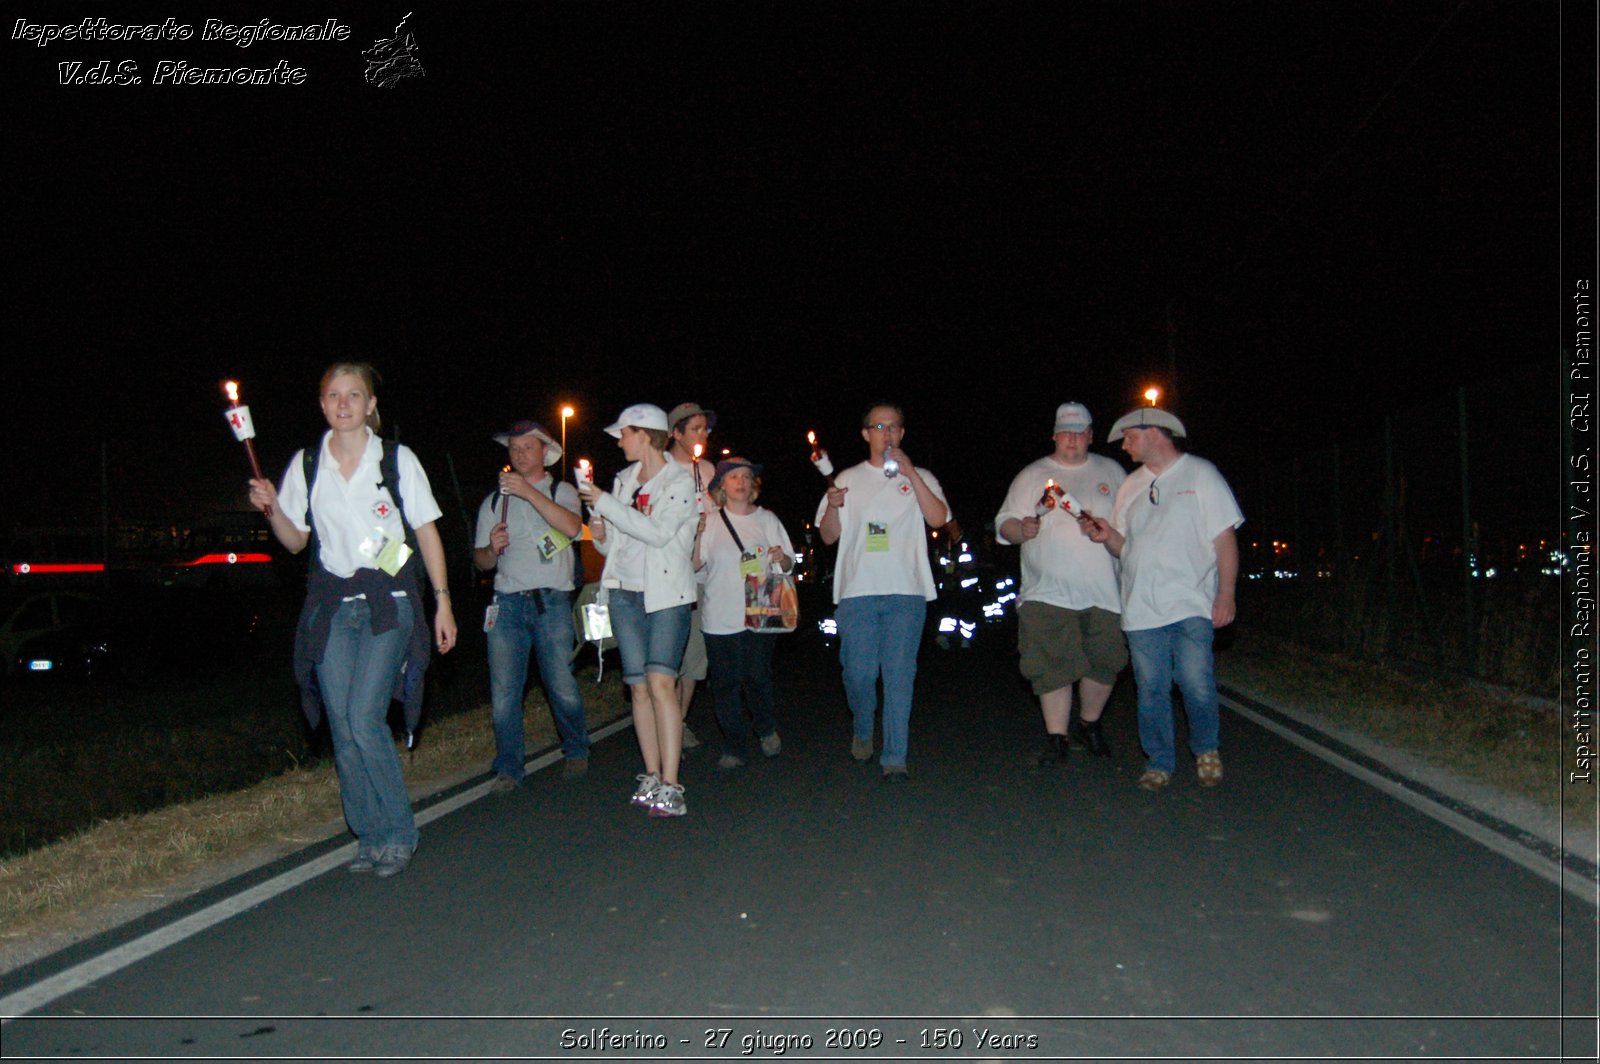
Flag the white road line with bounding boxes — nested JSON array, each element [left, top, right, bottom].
[[0, 717, 634, 1022], [1222, 694, 1596, 903]]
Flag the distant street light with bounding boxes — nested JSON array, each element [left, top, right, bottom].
[[560, 405, 575, 466]]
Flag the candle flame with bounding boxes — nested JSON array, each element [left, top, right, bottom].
[[577, 458, 591, 472], [807, 431, 817, 446], [693, 443, 704, 459], [224, 380, 240, 403], [1046, 478, 1056, 488]]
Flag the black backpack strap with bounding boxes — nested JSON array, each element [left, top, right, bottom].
[[303, 442, 321, 564], [719, 507, 747, 554], [377, 439, 421, 559]]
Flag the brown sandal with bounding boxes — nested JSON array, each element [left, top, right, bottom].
[[1196, 750, 1224, 787], [1137, 769, 1171, 792]]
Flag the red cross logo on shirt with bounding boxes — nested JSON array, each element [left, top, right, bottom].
[[373, 501, 393, 519]]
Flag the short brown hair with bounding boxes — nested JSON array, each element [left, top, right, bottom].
[[861, 402, 905, 428]]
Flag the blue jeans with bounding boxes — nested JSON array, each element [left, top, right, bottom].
[[316, 596, 418, 850], [608, 590, 691, 686], [1125, 616, 1221, 773], [705, 631, 779, 761], [837, 594, 927, 768], [487, 588, 589, 780]]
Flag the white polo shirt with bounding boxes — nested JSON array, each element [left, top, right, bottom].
[[278, 430, 443, 579]]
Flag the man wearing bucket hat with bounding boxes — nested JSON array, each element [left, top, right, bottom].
[[994, 402, 1127, 765], [666, 402, 719, 749], [473, 420, 591, 789], [1080, 406, 1242, 792]]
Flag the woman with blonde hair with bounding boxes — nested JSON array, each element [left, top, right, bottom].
[[248, 362, 456, 877], [692, 457, 795, 768]]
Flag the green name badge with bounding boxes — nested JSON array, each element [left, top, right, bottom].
[[374, 537, 413, 577], [536, 528, 572, 562]]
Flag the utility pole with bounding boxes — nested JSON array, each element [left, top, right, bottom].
[[1458, 386, 1474, 671]]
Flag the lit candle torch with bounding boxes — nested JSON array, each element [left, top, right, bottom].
[[223, 380, 271, 517], [692, 443, 706, 513], [1036, 478, 1062, 516], [574, 458, 597, 534], [807, 431, 837, 486], [496, 463, 513, 550]]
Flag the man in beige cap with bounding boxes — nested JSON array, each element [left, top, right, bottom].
[[994, 402, 1127, 764], [1080, 407, 1242, 793], [666, 402, 719, 747]]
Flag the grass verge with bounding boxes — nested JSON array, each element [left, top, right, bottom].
[[1218, 627, 1591, 831], [0, 673, 627, 962]]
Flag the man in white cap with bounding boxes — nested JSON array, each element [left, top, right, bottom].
[[666, 402, 719, 748], [1080, 407, 1242, 792], [473, 420, 591, 788], [994, 402, 1127, 764]]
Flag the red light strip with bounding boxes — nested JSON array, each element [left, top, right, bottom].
[[180, 553, 273, 566], [11, 562, 106, 575]]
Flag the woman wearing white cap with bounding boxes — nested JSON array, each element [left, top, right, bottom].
[[577, 403, 699, 816], [692, 456, 796, 768]]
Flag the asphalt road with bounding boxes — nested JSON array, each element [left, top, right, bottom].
[[2, 626, 1594, 1062]]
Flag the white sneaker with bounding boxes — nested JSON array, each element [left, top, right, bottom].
[[760, 732, 782, 757], [630, 773, 662, 807], [649, 782, 687, 817]]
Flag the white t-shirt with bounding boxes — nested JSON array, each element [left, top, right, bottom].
[[815, 461, 950, 604], [694, 507, 796, 635], [473, 475, 581, 593], [278, 430, 443, 580], [1110, 453, 1244, 631], [994, 453, 1125, 612]]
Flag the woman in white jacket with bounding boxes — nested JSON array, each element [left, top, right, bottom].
[[578, 404, 698, 817]]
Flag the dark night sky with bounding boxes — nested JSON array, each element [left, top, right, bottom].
[[3, 1, 1588, 558]]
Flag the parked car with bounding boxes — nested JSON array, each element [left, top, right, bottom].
[[0, 590, 114, 679]]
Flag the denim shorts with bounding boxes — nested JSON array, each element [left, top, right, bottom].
[[607, 590, 692, 685]]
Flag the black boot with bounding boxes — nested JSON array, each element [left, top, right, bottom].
[[1036, 733, 1070, 765], [1080, 719, 1112, 757]]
